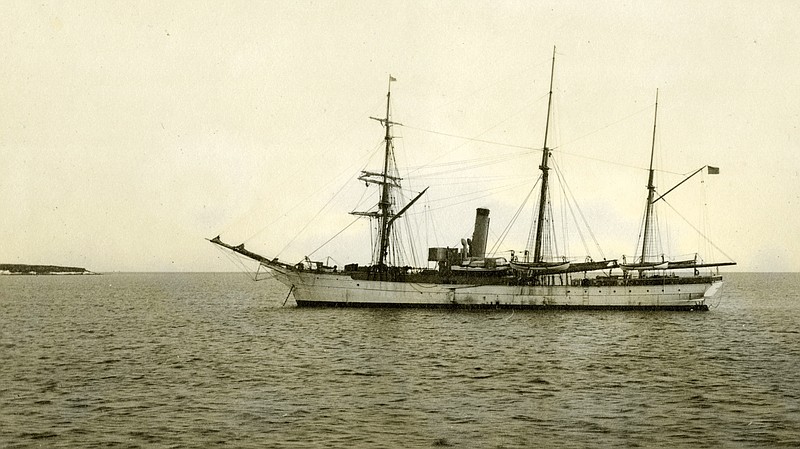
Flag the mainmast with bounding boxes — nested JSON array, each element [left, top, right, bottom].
[[532, 46, 556, 263], [640, 89, 659, 264]]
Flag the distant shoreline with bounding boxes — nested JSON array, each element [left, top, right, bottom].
[[0, 264, 97, 275]]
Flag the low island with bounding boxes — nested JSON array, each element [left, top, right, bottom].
[[0, 264, 95, 275]]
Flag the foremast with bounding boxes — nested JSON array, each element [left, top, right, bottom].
[[352, 75, 427, 280], [376, 75, 396, 271], [532, 46, 557, 263]]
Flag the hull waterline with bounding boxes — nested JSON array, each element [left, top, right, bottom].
[[267, 266, 717, 311]]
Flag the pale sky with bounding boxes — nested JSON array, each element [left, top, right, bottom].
[[1, 1, 798, 272]]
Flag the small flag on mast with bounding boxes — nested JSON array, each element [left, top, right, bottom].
[[389, 75, 397, 82], [707, 166, 720, 174]]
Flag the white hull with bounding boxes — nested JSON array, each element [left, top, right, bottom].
[[267, 266, 718, 310]]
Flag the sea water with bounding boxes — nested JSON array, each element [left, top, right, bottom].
[[1, 272, 799, 448]]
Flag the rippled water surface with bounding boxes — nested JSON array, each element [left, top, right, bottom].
[[1, 272, 799, 448]]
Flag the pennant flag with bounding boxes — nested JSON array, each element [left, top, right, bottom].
[[389, 75, 397, 82], [707, 166, 720, 175]]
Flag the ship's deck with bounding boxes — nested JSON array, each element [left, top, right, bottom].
[[338, 266, 721, 287]]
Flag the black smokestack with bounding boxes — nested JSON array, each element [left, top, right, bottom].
[[471, 208, 490, 258]]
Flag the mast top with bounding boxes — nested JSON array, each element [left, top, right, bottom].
[[371, 75, 401, 128], [542, 46, 556, 151], [647, 88, 659, 179]]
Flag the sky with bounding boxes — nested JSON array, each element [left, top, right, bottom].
[[1, 1, 798, 272]]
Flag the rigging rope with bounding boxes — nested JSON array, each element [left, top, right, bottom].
[[553, 164, 584, 258], [244, 138, 383, 248], [660, 198, 736, 262], [219, 96, 386, 240], [212, 245, 271, 281], [633, 197, 648, 262], [408, 180, 531, 214], [402, 123, 538, 151], [405, 150, 536, 170], [402, 92, 549, 176], [552, 160, 606, 260], [410, 179, 529, 206], [275, 142, 384, 258], [487, 178, 540, 256], [306, 215, 364, 259], [412, 152, 537, 179], [402, 97, 684, 177], [552, 103, 654, 152]]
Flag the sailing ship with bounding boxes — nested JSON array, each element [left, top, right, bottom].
[[210, 49, 735, 310]]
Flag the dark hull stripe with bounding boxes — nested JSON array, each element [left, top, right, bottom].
[[294, 300, 709, 312]]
